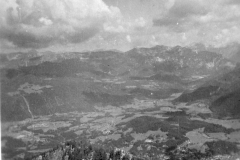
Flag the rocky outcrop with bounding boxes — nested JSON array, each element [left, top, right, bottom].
[[31, 141, 143, 160]]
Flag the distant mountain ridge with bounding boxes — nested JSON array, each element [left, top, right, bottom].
[[1, 45, 237, 121], [1, 44, 237, 68], [190, 42, 240, 62]]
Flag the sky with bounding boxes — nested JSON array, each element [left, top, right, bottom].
[[0, 0, 240, 53]]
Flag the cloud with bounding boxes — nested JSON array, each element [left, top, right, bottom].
[[126, 35, 131, 43], [227, 0, 240, 5], [103, 16, 147, 34], [0, 0, 121, 48], [103, 19, 126, 33], [153, 0, 209, 27], [39, 17, 53, 26], [170, 0, 208, 17], [134, 17, 146, 29], [149, 0, 240, 47]]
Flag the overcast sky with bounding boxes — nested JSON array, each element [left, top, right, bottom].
[[0, 0, 240, 52]]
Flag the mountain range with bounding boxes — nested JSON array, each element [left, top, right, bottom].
[[1, 44, 240, 160]]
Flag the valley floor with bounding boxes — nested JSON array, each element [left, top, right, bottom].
[[2, 93, 240, 159]]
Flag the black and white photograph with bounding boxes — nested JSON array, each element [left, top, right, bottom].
[[1, 0, 240, 159]]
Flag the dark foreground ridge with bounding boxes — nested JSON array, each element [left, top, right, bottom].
[[28, 140, 239, 160], [29, 140, 144, 160]]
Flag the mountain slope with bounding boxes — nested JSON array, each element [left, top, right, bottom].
[[1, 45, 236, 121]]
